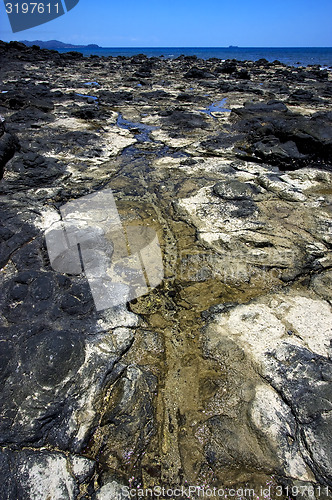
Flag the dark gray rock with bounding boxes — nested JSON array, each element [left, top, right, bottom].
[[161, 109, 209, 130], [200, 131, 244, 151], [184, 66, 215, 79], [97, 91, 134, 104], [253, 138, 307, 164], [217, 60, 237, 74], [213, 179, 262, 200], [0, 203, 39, 269], [231, 102, 332, 169], [71, 106, 99, 120], [236, 68, 251, 80], [0, 119, 20, 179], [98, 365, 157, 476], [288, 88, 316, 103], [176, 92, 206, 103]]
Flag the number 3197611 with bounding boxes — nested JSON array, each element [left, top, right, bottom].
[[5, 3, 60, 14]]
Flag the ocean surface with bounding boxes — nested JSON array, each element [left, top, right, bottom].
[[56, 47, 332, 68]]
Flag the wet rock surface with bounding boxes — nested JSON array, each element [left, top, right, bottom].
[[0, 41, 332, 499], [0, 116, 19, 180]]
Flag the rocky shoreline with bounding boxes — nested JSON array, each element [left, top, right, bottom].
[[0, 41, 332, 499]]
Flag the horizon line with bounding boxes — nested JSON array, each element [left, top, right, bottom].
[[14, 41, 332, 49]]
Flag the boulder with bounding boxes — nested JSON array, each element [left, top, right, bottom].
[[0, 118, 20, 179], [231, 102, 332, 169], [184, 66, 215, 79]]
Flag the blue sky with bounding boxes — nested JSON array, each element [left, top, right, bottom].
[[0, 0, 331, 46]]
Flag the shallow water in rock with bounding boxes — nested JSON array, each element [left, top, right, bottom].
[[199, 98, 231, 117], [75, 93, 98, 101], [117, 113, 158, 142], [81, 144, 290, 495]]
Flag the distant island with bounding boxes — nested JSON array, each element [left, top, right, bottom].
[[19, 40, 101, 49]]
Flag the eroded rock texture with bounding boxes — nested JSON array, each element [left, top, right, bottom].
[[0, 41, 332, 499]]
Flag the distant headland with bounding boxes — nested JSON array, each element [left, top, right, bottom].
[[19, 40, 101, 49]]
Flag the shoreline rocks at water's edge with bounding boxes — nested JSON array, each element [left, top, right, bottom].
[[0, 40, 332, 499]]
